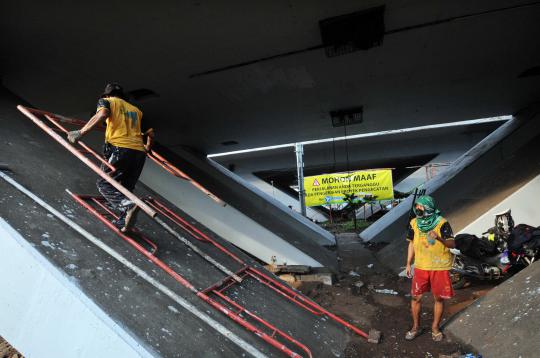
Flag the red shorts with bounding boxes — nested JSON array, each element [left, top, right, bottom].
[[411, 268, 454, 299]]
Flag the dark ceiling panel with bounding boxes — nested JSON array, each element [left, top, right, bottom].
[[1, 1, 539, 153]]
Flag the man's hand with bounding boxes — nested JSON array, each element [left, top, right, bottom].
[[428, 230, 439, 240], [144, 128, 155, 153], [144, 128, 155, 138], [67, 130, 83, 144], [406, 263, 413, 278], [429, 229, 456, 248]]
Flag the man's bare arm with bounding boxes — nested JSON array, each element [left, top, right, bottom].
[[429, 230, 456, 248], [437, 237, 456, 248], [80, 108, 109, 136], [407, 241, 415, 265], [406, 240, 415, 277], [144, 128, 155, 152], [67, 108, 109, 144]]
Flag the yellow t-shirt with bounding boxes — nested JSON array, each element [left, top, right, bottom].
[[97, 97, 145, 152], [408, 217, 454, 271]]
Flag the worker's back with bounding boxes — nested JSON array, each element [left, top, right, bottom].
[[98, 97, 144, 152]]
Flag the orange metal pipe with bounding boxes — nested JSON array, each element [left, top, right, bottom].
[[27, 107, 106, 130], [44, 114, 115, 172], [23, 106, 225, 206], [148, 150, 226, 206], [17, 105, 157, 218]]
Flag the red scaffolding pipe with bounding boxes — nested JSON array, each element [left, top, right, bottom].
[[22, 106, 224, 206], [86, 195, 158, 254], [19, 104, 374, 356], [147, 150, 225, 206], [44, 114, 115, 172], [145, 196, 370, 340], [70, 193, 306, 357], [18, 105, 243, 281], [18, 105, 157, 218]]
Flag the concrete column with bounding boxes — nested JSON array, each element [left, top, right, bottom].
[[295, 143, 307, 217]]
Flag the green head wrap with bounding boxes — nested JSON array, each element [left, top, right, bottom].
[[413, 195, 442, 232]]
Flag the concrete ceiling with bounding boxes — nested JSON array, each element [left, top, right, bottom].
[[2, 1, 539, 153]]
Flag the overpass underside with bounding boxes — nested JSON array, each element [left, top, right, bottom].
[[2, 91, 539, 357]]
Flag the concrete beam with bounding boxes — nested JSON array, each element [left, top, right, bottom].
[[360, 105, 540, 272], [139, 159, 325, 267], [147, 144, 338, 269]]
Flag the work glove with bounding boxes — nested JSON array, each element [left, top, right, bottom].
[[67, 130, 82, 144]]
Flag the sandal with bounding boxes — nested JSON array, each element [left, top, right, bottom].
[[405, 328, 423, 340], [432, 331, 444, 342]]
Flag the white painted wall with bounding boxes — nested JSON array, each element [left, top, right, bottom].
[[0, 218, 154, 358], [458, 174, 540, 236], [139, 160, 322, 267]]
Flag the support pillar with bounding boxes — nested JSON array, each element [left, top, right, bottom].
[[295, 143, 307, 217]]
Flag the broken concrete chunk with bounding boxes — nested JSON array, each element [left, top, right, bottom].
[[298, 272, 334, 286], [367, 328, 381, 343], [438, 353, 461, 358], [374, 288, 398, 295], [278, 274, 301, 289], [265, 264, 311, 274]]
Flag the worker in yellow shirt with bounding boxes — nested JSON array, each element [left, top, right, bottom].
[[404, 195, 456, 342], [67, 83, 153, 232]]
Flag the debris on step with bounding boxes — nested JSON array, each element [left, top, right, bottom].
[[368, 328, 381, 344], [278, 267, 335, 286], [278, 274, 302, 289], [265, 264, 311, 274]]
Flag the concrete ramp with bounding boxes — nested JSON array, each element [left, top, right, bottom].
[[360, 106, 540, 272], [445, 262, 540, 357], [0, 218, 155, 358], [0, 86, 358, 357]]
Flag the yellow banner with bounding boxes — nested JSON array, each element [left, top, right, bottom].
[[304, 169, 393, 207]]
